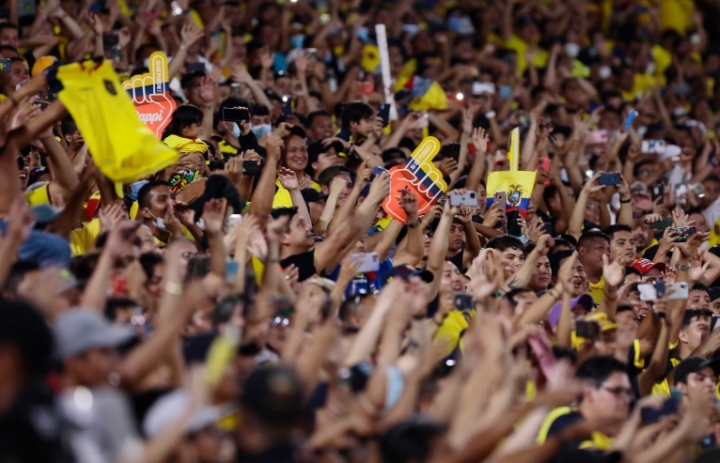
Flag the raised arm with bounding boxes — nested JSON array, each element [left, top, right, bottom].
[[248, 134, 283, 226]]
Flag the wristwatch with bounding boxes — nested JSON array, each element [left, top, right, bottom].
[[408, 219, 421, 229], [675, 261, 691, 271]]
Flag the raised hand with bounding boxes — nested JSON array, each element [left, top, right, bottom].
[[471, 127, 489, 153], [98, 202, 128, 233], [180, 20, 204, 47], [602, 254, 625, 289], [105, 221, 140, 258], [202, 198, 225, 235], [278, 167, 300, 191], [400, 190, 419, 222]]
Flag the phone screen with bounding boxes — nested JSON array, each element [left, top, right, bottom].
[[221, 107, 250, 123]]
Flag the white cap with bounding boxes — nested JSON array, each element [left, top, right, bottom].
[[142, 390, 220, 438]]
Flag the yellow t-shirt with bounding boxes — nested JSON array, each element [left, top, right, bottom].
[[69, 218, 101, 256], [657, 0, 694, 34], [272, 179, 294, 209], [503, 34, 548, 77], [434, 310, 472, 357], [588, 277, 605, 306]]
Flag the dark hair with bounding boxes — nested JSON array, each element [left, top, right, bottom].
[[485, 235, 524, 252], [270, 207, 298, 233], [0, 23, 18, 33], [501, 287, 534, 312], [341, 102, 374, 128], [180, 71, 205, 89], [549, 249, 575, 277], [0, 300, 53, 377], [250, 103, 270, 117], [167, 105, 204, 137], [602, 224, 632, 241], [188, 174, 245, 222], [185, 254, 211, 284], [625, 266, 641, 277], [61, 115, 78, 137], [436, 143, 460, 162], [577, 231, 610, 250], [137, 180, 171, 210], [139, 252, 164, 280], [575, 355, 627, 389], [380, 415, 447, 463], [105, 297, 138, 323], [307, 110, 331, 127], [542, 184, 559, 208], [691, 282, 709, 294], [682, 309, 713, 328], [552, 237, 574, 251]]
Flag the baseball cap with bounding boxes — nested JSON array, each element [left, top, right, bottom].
[[240, 367, 304, 426], [630, 181, 648, 195], [584, 312, 618, 331], [54, 309, 137, 358], [317, 165, 351, 186], [631, 258, 666, 275], [31, 203, 61, 224], [32, 55, 57, 77], [547, 294, 594, 327], [307, 140, 344, 166], [143, 389, 220, 438], [389, 264, 434, 283], [673, 356, 720, 385], [301, 188, 328, 204]]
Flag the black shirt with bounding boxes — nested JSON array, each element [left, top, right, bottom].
[[280, 249, 318, 282]]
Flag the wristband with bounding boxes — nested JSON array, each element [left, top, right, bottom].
[[179, 44, 188, 51], [485, 111, 496, 119], [408, 219, 421, 229], [165, 281, 183, 295], [620, 197, 631, 204], [675, 261, 691, 271]]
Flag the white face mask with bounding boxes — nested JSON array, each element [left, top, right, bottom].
[[231, 122, 240, 138], [250, 123, 272, 139], [646, 62, 656, 75], [599, 66, 612, 80], [564, 42, 580, 58], [152, 216, 169, 233]]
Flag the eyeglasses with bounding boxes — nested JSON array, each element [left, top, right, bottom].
[[601, 386, 633, 400]]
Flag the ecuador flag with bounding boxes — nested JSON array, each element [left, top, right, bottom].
[[486, 171, 537, 215]]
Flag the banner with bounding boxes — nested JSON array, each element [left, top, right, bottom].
[[122, 52, 176, 138], [486, 171, 537, 215], [383, 136, 447, 224]]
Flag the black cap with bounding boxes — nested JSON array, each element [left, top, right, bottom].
[[241, 367, 304, 426], [317, 165, 351, 186], [307, 140, 344, 166], [673, 356, 720, 385], [301, 188, 328, 203]]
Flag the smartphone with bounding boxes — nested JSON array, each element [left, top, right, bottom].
[[242, 160, 260, 175], [576, 320, 600, 339], [669, 226, 696, 243], [586, 130, 608, 145], [472, 82, 495, 96], [450, 191, 478, 207], [670, 387, 683, 404], [378, 103, 391, 127], [712, 314, 720, 331], [224, 260, 239, 284], [185, 62, 205, 74], [494, 190, 507, 213], [649, 218, 673, 230], [353, 252, 380, 273], [0, 58, 11, 72], [598, 172, 621, 186], [102, 34, 118, 49], [221, 107, 250, 123], [642, 140, 666, 154], [641, 398, 678, 424], [536, 157, 551, 171], [655, 279, 666, 298], [651, 184, 664, 202], [454, 292, 475, 312], [638, 283, 657, 301], [111, 46, 122, 62], [306, 47, 318, 60], [667, 282, 689, 300], [228, 213, 242, 228], [356, 81, 374, 95], [371, 166, 388, 177], [281, 95, 292, 116], [230, 82, 241, 97], [623, 109, 638, 132], [17, 0, 36, 17]]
